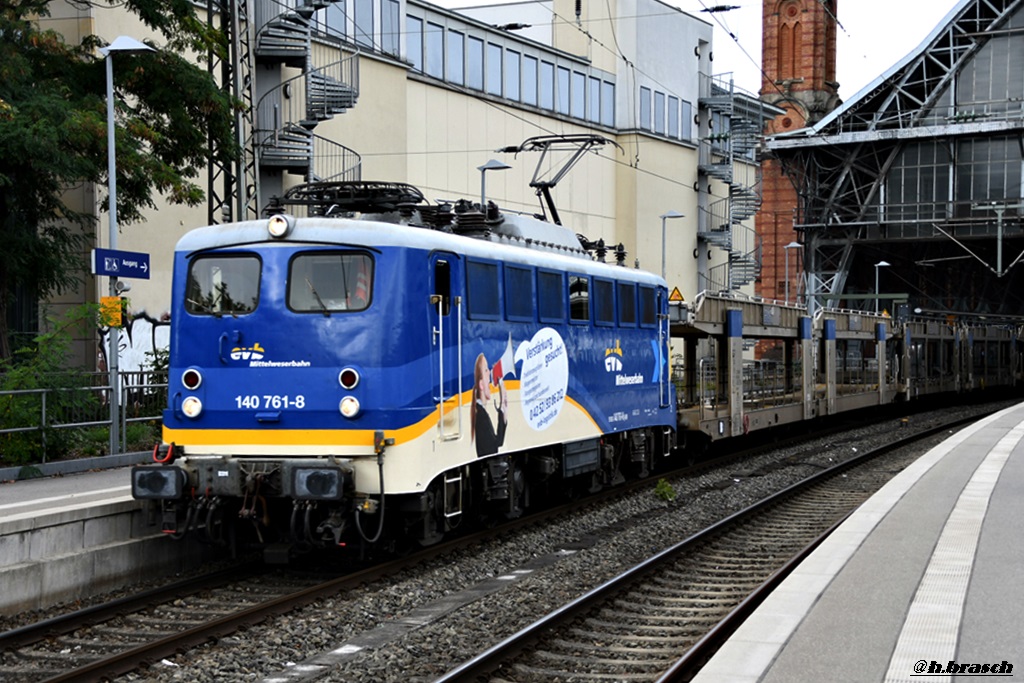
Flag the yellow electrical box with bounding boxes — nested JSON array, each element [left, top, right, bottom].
[[100, 296, 123, 327]]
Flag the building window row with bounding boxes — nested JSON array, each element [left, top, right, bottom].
[[310, 1, 619, 130], [638, 86, 693, 141], [315, 0, 401, 57], [407, 16, 615, 127], [884, 137, 1024, 222]]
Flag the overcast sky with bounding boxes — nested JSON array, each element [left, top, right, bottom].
[[698, 0, 963, 100]]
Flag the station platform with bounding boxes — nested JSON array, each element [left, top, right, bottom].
[[0, 466, 133, 515], [0, 460, 212, 616], [692, 402, 1024, 682]]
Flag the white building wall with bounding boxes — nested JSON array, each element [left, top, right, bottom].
[[39, 0, 760, 369]]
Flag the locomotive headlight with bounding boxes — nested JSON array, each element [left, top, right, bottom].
[[131, 466, 185, 499], [339, 396, 360, 418], [338, 367, 360, 389], [267, 214, 295, 238], [182, 396, 204, 419]]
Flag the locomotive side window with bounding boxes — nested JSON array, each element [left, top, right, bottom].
[[434, 258, 451, 315], [569, 275, 590, 323], [185, 255, 261, 316], [288, 251, 373, 313], [505, 265, 534, 321], [538, 270, 564, 322], [467, 259, 500, 320], [594, 278, 615, 326], [618, 282, 637, 326], [639, 285, 657, 327]]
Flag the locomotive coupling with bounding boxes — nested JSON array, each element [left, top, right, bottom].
[[288, 464, 349, 501]]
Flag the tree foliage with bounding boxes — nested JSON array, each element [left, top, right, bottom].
[[0, 304, 103, 467], [0, 0, 242, 359]]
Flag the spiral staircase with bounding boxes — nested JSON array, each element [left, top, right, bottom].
[[252, 0, 363, 213], [697, 75, 762, 293]]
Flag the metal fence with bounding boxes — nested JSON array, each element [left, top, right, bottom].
[[0, 371, 165, 464]]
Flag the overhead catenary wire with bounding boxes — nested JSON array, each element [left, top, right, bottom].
[[314, 0, 778, 200]]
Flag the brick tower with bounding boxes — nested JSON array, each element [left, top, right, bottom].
[[757, 0, 840, 315]]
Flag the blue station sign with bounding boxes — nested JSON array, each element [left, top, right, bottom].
[[92, 248, 151, 280]]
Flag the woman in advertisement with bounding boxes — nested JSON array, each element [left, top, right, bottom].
[[471, 352, 508, 457]]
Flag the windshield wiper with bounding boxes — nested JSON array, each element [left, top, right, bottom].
[[187, 297, 223, 318], [306, 278, 331, 317]]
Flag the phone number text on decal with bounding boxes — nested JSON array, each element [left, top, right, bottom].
[[235, 395, 306, 409]]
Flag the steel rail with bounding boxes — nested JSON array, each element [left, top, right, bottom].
[[0, 563, 261, 651], [3, 408, 989, 682], [433, 412, 986, 683]]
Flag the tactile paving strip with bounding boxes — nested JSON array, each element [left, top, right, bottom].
[[883, 422, 1023, 683]]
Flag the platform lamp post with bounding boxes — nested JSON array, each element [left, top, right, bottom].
[[660, 211, 685, 280], [477, 159, 511, 208], [102, 36, 154, 457], [784, 241, 803, 304], [874, 260, 891, 314]]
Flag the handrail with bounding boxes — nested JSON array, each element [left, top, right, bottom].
[[0, 375, 165, 462]]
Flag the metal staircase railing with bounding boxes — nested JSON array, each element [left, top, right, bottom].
[[729, 223, 760, 288], [702, 193, 761, 290], [697, 73, 764, 293], [255, 0, 318, 68], [252, 0, 362, 189], [309, 131, 362, 182]]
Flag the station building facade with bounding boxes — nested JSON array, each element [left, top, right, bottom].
[[34, 0, 775, 370], [767, 0, 1024, 320]]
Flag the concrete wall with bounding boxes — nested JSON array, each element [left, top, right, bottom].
[[0, 493, 217, 616]]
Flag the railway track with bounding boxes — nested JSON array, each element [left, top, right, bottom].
[[0, 566, 327, 683], [0, 406, 998, 682], [0, 481, 682, 682], [433, 415, 975, 683]]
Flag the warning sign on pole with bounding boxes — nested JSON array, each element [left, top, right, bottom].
[[668, 287, 684, 303]]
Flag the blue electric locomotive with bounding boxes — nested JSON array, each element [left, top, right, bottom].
[[131, 181, 676, 550]]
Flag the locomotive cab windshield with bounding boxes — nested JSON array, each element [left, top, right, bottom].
[[288, 251, 373, 313], [185, 254, 260, 316]]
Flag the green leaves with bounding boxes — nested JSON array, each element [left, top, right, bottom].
[[0, 0, 244, 358]]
